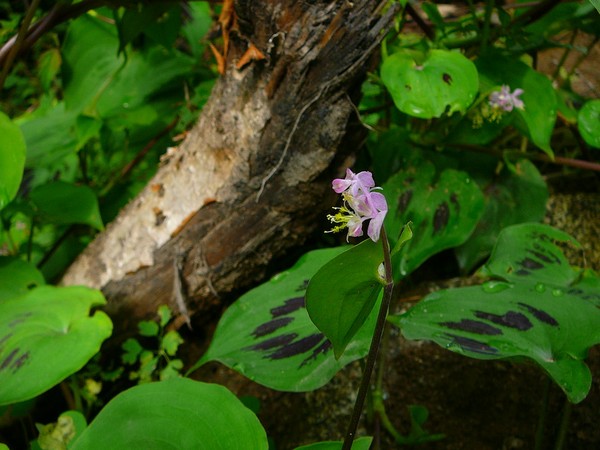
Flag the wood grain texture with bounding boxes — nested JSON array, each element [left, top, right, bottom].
[[62, 0, 397, 333]]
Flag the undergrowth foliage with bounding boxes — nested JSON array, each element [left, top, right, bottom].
[[1, 1, 600, 449]]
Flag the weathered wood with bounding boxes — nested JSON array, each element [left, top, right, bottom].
[[62, 0, 396, 333]]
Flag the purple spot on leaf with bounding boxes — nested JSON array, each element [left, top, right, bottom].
[[267, 333, 324, 360], [0, 348, 19, 371], [445, 334, 499, 355], [518, 303, 559, 327], [433, 202, 450, 235], [474, 310, 532, 331], [244, 333, 298, 352], [441, 319, 502, 335], [251, 317, 294, 338], [300, 338, 332, 368], [270, 297, 305, 318]]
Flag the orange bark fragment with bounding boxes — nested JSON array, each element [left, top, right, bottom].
[[236, 43, 266, 69]]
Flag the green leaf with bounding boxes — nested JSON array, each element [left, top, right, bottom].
[[36, 410, 87, 450], [295, 437, 373, 450], [390, 224, 600, 403], [137, 320, 159, 337], [578, 99, 600, 148], [159, 359, 183, 381], [0, 257, 45, 302], [19, 102, 80, 168], [30, 181, 104, 230], [590, 0, 600, 15], [455, 160, 548, 272], [121, 338, 143, 365], [38, 48, 62, 91], [181, 2, 213, 58], [160, 330, 183, 356], [383, 159, 485, 277], [70, 379, 268, 450], [381, 49, 479, 119], [476, 53, 557, 155], [0, 286, 112, 405], [478, 223, 581, 286], [157, 305, 172, 328], [0, 112, 26, 210], [307, 240, 384, 359], [189, 247, 381, 392]]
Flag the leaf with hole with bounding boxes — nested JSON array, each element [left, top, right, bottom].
[[0, 257, 45, 303], [381, 49, 478, 119], [70, 378, 268, 449], [0, 286, 112, 405], [188, 247, 381, 392]]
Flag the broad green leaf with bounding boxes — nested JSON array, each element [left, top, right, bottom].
[[591, 0, 600, 15], [38, 48, 62, 91], [390, 224, 600, 403], [578, 99, 600, 148], [383, 159, 485, 277], [381, 49, 478, 119], [476, 53, 557, 155], [0, 257, 45, 302], [455, 160, 548, 272], [295, 437, 373, 450], [30, 181, 104, 230], [188, 248, 381, 392], [0, 112, 26, 210], [19, 102, 80, 168], [306, 239, 384, 359], [158, 304, 172, 327], [70, 379, 268, 450], [479, 223, 581, 286], [0, 286, 112, 405]]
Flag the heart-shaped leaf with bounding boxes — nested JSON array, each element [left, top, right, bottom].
[[188, 247, 380, 392], [381, 49, 478, 119], [0, 286, 112, 405], [70, 378, 268, 450], [390, 224, 600, 403], [306, 239, 385, 359]]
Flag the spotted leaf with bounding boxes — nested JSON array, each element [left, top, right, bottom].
[[390, 224, 600, 403], [187, 247, 380, 392], [383, 159, 485, 278], [0, 286, 112, 405]]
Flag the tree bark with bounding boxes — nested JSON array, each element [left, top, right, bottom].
[[62, 0, 397, 334]]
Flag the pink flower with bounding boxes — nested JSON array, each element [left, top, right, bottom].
[[327, 169, 387, 242], [489, 85, 525, 112]]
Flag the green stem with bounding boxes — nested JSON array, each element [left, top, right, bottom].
[[554, 399, 572, 450], [342, 227, 394, 450], [481, 0, 494, 52]]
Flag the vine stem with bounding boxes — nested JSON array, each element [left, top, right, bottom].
[[342, 227, 394, 450]]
